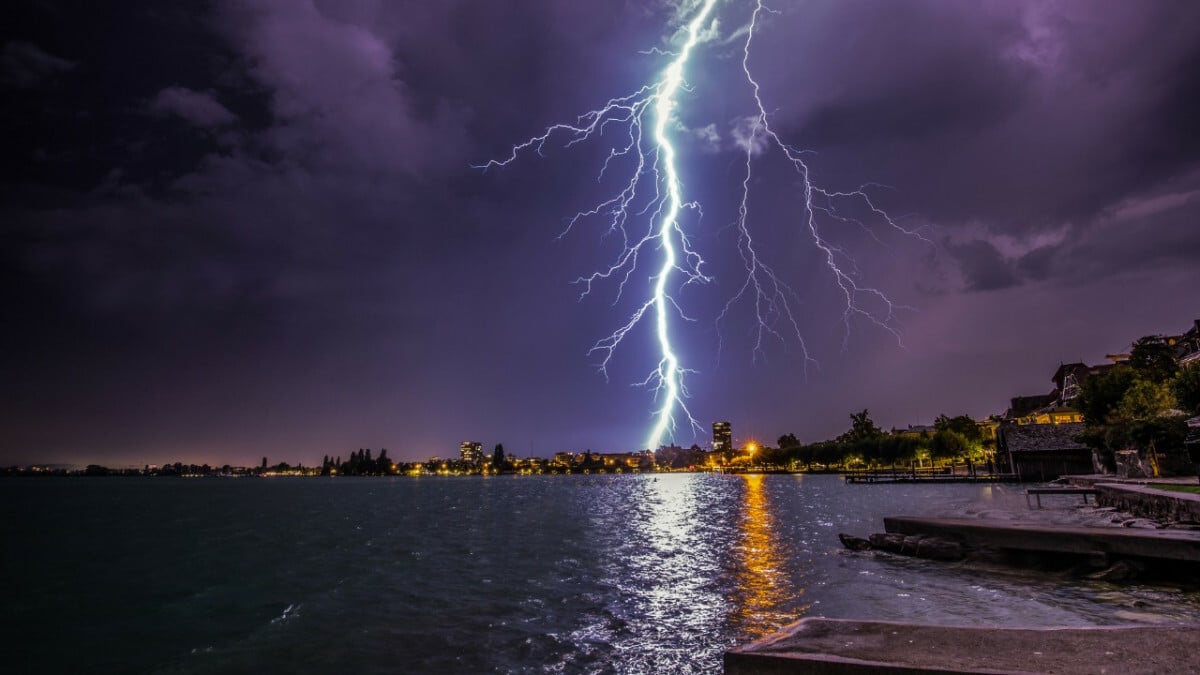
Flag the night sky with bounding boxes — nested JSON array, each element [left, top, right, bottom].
[[3, 1, 1199, 467]]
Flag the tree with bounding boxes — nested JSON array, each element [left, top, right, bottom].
[[1173, 362, 1200, 415], [933, 414, 982, 444], [1076, 366, 1136, 424], [759, 445, 787, 467], [492, 443, 505, 468], [1129, 336, 1178, 384], [778, 433, 800, 449], [1117, 379, 1177, 421], [877, 435, 919, 467], [930, 430, 969, 462], [841, 409, 884, 443]]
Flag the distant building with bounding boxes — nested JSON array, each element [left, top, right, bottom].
[[1177, 319, 1200, 366], [1005, 362, 1111, 426], [1051, 362, 1113, 405], [592, 452, 647, 470], [712, 421, 732, 452], [1185, 416, 1200, 455], [460, 441, 483, 465], [892, 424, 935, 440], [1005, 394, 1057, 421], [978, 417, 1000, 446]]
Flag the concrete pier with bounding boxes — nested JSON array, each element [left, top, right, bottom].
[[1094, 483, 1200, 524], [882, 516, 1200, 564], [725, 618, 1200, 674]]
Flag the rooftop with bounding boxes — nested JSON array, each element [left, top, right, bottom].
[[1000, 422, 1088, 453]]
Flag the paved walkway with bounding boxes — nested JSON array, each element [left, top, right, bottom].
[[725, 618, 1200, 674]]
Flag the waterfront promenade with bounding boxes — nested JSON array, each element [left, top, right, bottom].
[[725, 477, 1200, 673], [726, 619, 1200, 674]]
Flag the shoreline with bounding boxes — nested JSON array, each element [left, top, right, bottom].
[[726, 619, 1200, 674], [727, 479, 1200, 672]]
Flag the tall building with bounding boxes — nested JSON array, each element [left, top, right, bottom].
[[460, 441, 484, 465], [712, 421, 732, 452]]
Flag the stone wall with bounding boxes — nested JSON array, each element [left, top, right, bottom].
[[1096, 484, 1200, 524]]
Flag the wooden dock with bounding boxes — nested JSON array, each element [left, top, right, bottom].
[[1025, 486, 1099, 508]]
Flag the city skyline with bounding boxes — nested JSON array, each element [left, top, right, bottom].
[[3, 2, 1199, 466]]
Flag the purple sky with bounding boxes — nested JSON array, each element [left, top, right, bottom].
[[3, 1, 1199, 466]]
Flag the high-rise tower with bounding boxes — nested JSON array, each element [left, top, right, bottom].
[[712, 421, 732, 452], [460, 441, 483, 465]]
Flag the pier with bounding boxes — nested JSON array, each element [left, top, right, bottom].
[[882, 515, 1200, 563], [1025, 486, 1099, 508], [725, 618, 1200, 674]]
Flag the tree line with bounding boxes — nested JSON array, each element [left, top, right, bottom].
[[760, 410, 991, 471], [321, 448, 395, 476]]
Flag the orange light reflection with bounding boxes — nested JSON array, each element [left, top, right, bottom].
[[730, 474, 800, 638]]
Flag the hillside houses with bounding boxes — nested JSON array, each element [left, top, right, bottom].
[[994, 318, 1199, 480]]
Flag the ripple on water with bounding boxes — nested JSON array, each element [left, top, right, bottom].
[[4, 475, 1199, 674]]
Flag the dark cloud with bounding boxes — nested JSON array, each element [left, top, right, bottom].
[[2, 0, 1199, 465], [1, 41, 74, 87], [949, 241, 1020, 292], [746, 2, 1200, 232], [944, 182, 1200, 294], [150, 86, 237, 128], [212, 0, 470, 177]]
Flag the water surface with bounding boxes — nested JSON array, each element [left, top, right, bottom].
[[3, 474, 1196, 673]]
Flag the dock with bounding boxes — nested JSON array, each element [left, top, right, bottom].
[[883, 515, 1200, 563], [1025, 486, 1099, 508], [725, 618, 1200, 674]]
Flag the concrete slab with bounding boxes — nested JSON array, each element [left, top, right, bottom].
[[725, 618, 1200, 674], [882, 516, 1200, 563]]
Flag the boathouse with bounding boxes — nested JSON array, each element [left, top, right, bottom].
[[997, 421, 1093, 481]]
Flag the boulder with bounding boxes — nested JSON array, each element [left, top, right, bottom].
[[900, 534, 927, 556], [912, 537, 964, 561], [869, 532, 906, 553], [838, 533, 872, 551], [861, 533, 964, 561]]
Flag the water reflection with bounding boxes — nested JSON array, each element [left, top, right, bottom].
[[584, 474, 735, 672], [729, 474, 800, 638], [635, 474, 727, 623]]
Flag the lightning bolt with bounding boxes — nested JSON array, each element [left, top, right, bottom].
[[642, 1, 721, 451], [720, 0, 928, 366], [477, 0, 923, 452]]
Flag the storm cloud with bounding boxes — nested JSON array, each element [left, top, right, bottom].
[[2, 0, 1198, 465]]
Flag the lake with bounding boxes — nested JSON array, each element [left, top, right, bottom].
[[3, 474, 1197, 673]]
